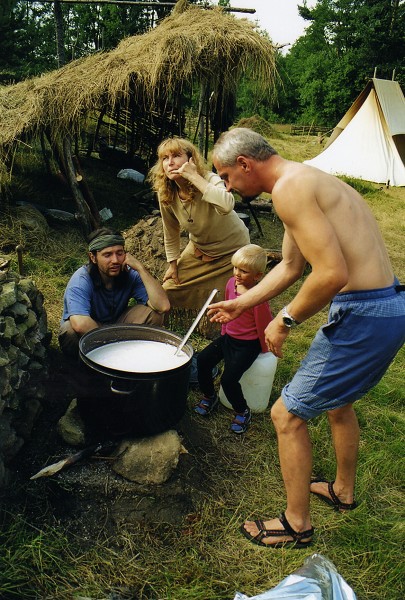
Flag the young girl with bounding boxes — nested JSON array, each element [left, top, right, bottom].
[[194, 244, 273, 434]]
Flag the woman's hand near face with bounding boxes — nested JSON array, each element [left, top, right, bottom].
[[175, 157, 209, 195], [174, 157, 197, 179]]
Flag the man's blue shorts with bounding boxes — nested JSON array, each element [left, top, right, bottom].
[[282, 280, 405, 421]]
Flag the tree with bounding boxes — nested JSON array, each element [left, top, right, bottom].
[[280, 0, 405, 126], [0, 2, 74, 80], [0, 1, 39, 81], [2, 1, 223, 79]]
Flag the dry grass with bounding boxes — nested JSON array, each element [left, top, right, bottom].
[[0, 4, 276, 171], [366, 186, 405, 277]]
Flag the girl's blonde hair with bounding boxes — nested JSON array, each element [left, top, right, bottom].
[[148, 137, 208, 205], [232, 244, 267, 274]]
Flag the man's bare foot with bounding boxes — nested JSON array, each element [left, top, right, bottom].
[[240, 512, 313, 548]]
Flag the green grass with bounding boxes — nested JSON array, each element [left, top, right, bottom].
[[1, 133, 404, 600]]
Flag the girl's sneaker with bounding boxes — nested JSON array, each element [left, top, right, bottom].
[[230, 408, 251, 434], [194, 394, 219, 416]]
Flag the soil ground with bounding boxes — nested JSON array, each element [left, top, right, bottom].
[[1, 352, 216, 538]]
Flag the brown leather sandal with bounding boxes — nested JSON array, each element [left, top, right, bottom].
[[240, 511, 314, 548], [310, 479, 358, 511]]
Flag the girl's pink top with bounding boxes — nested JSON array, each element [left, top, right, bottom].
[[221, 277, 273, 353]]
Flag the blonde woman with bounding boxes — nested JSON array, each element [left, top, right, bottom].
[[148, 137, 250, 318]]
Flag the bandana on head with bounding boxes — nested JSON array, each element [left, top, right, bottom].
[[88, 234, 125, 253]]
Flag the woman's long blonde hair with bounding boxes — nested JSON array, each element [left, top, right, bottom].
[[148, 137, 208, 205]]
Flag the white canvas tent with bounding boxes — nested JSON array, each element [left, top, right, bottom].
[[305, 78, 405, 186]]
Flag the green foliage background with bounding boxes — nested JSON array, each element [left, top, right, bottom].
[[2, 1, 404, 126]]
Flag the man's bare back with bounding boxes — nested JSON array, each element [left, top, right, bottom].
[[272, 159, 394, 292]]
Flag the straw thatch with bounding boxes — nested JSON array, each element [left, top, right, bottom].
[[0, 4, 276, 153], [0, 3, 277, 233]]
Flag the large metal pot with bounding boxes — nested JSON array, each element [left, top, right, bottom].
[[78, 324, 193, 438]]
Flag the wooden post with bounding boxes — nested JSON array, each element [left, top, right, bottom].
[[87, 106, 107, 157], [204, 89, 210, 160], [62, 137, 99, 234], [16, 246, 24, 275], [72, 155, 101, 228], [40, 131, 53, 176], [196, 81, 206, 155]]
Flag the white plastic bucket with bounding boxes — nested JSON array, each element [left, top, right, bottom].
[[219, 351, 278, 413]]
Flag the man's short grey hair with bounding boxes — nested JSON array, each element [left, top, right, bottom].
[[213, 128, 278, 166]]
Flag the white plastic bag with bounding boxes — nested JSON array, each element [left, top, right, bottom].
[[232, 554, 357, 600], [99, 207, 113, 221]]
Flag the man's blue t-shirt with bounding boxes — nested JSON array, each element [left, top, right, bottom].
[[61, 265, 148, 324]]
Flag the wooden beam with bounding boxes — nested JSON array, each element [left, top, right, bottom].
[[27, 1, 256, 14]]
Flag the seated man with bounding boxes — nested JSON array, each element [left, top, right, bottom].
[[58, 227, 170, 359]]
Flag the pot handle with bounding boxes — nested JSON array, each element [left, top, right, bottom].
[[110, 380, 136, 395]]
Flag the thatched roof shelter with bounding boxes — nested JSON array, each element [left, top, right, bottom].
[[0, 2, 277, 230]]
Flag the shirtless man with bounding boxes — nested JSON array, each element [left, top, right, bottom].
[[208, 128, 405, 548]]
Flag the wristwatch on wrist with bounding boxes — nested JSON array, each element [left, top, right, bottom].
[[282, 306, 301, 328]]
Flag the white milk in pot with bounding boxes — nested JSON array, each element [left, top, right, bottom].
[[86, 340, 189, 373]]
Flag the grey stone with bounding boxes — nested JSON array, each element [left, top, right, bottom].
[[33, 344, 47, 359], [0, 347, 10, 367], [17, 350, 30, 368], [2, 316, 19, 339], [25, 309, 38, 329], [57, 399, 87, 447], [18, 278, 35, 295], [16, 290, 32, 307], [11, 369, 29, 390], [0, 282, 17, 311], [112, 430, 183, 484], [13, 330, 30, 351], [9, 301, 29, 318]]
